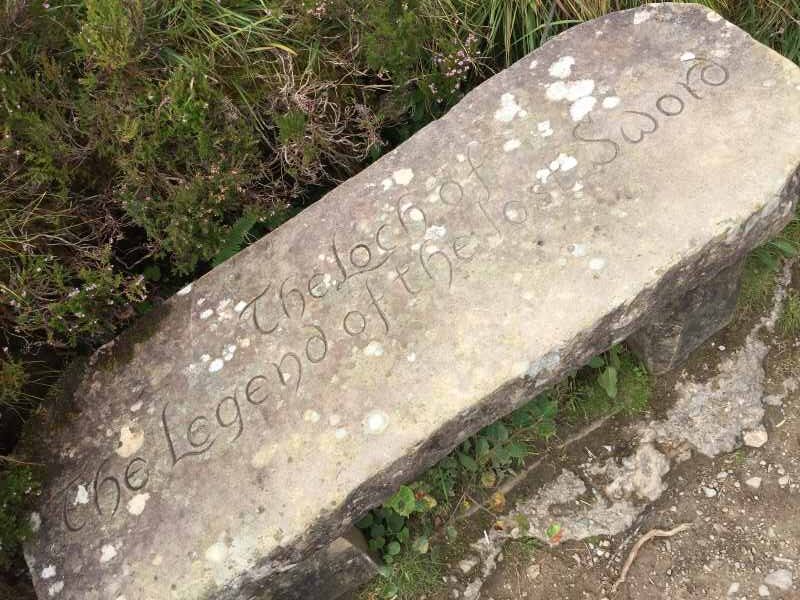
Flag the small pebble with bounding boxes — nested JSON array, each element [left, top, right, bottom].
[[764, 568, 793, 591], [744, 427, 769, 448], [746, 477, 763, 490]]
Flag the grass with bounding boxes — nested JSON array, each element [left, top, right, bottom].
[[362, 549, 446, 600], [778, 290, 800, 337]]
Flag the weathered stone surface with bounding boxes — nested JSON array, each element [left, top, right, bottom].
[[254, 531, 377, 600], [628, 258, 745, 373], [23, 4, 800, 599]]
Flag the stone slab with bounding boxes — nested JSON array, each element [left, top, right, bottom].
[[253, 530, 377, 600], [628, 258, 745, 373], [23, 4, 800, 600]]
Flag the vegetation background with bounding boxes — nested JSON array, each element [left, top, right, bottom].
[[0, 0, 797, 597]]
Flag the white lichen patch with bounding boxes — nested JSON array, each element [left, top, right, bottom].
[[100, 544, 117, 563], [706, 10, 723, 22], [48, 581, 64, 597], [545, 79, 595, 102], [549, 153, 578, 172], [602, 96, 621, 109], [502, 139, 521, 152], [129, 401, 142, 412], [589, 257, 607, 271], [204, 542, 227, 563], [222, 344, 237, 361], [381, 178, 394, 191], [548, 56, 575, 79], [494, 93, 523, 122], [116, 425, 144, 458], [74, 484, 89, 505], [424, 225, 447, 240], [41, 565, 56, 579], [393, 168, 414, 186], [529, 59, 538, 70], [176, 284, 192, 296], [363, 341, 384, 357], [680, 51, 696, 61], [407, 352, 417, 362], [208, 358, 224, 373], [234, 300, 248, 313], [199, 309, 214, 320], [303, 409, 321, 423], [334, 428, 348, 440], [200, 354, 211, 362], [568, 243, 587, 257], [364, 410, 389, 435], [126, 492, 150, 516], [536, 120, 554, 137], [30, 512, 41, 532], [535, 168, 551, 183], [633, 9, 652, 24], [570, 96, 596, 121]]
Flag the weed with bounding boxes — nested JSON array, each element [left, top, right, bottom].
[[778, 290, 800, 337], [365, 548, 444, 600], [0, 466, 41, 570]]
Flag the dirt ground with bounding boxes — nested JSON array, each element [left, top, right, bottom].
[[408, 260, 800, 600]]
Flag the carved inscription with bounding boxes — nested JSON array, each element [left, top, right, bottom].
[[573, 58, 730, 164], [51, 58, 731, 534]]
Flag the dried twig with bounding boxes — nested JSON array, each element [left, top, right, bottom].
[[611, 523, 692, 594]]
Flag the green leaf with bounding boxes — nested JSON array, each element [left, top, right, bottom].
[[377, 564, 393, 578], [382, 582, 399, 598], [598, 366, 618, 399], [770, 239, 798, 257], [369, 536, 386, 551], [386, 541, 402, 556], [476, 437, 490, 463], [386, 486, 416, 517], [355, 513, 374, 529], [609, 345, 622, 370], [386, 510, 406, 532], [508, 441, 527, 460], [397, 526, 410, 544], [370, 523, 386, 539], [412, 535, 430, 554], [445, 525, 458, 542], [493, 444, 511, 466], [495, 422, 509, 441], [457, 451, 479, 472], [546, 522, 562, 539], [588, 356, 604, 369]]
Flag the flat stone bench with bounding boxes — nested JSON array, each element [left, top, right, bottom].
[[23, 4, 800, 600]]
